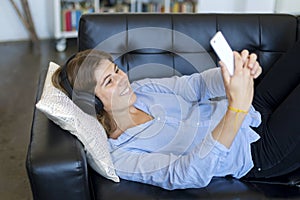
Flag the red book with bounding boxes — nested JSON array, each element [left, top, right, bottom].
[[65, 10, 72, 31]]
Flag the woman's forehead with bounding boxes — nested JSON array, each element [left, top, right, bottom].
[[94, 60, 114, 79], [99, 60, 114, 71]]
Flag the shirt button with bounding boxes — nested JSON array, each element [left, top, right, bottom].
[[157, 117, 160, 121], [257, 168, 261, 171], [196, 122, 200, 126]]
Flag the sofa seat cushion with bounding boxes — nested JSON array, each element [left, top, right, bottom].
[[89, 167, 300, 199]]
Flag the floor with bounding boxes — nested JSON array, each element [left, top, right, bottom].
[[0, 39, 77, 200]]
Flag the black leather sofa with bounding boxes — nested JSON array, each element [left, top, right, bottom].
[[26, 13, 300, 200]]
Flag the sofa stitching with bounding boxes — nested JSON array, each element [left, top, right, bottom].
[[258, 15, 262, 53], [73, 137, 92, 200], [126, 14, 129, 73], [171, 14, 175, 75]]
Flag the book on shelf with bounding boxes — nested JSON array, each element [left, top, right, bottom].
[[100, 0, 131, 13], [142, 2, 164, 12], [61, 2, 94, 32], [170, 0, 196, 13], [134, 0, 195, 13]]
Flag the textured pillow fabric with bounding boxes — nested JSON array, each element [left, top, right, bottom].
[[36, 62, 119, 182]]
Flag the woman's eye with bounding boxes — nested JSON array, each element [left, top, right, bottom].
[[106, 79, 112, 86], [115, 67, 119, 73]]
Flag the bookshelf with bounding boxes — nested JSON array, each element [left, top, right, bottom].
[[54, 0, 99, 51], [99, 0, 197, 13], [54, 0, 197, 51], [169, 0, 197, 13]]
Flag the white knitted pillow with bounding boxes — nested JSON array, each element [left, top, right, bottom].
[[36, 62, 119, 182]]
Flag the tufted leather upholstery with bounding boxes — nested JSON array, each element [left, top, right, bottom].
[[27, 13, 300, 200], [78, 14, 297, 80]]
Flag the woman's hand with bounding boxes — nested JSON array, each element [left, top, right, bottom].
[[220, 51, 256, 111], [240, 50, 262, 79], [212, 50, 262, 148]]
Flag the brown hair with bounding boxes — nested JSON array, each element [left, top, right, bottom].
[[52, 49, 116, 136]]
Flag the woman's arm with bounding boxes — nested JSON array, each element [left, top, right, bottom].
[[212, 50, 262, 148], [131, 68, 226, 103], [111, 131, 229, 190]]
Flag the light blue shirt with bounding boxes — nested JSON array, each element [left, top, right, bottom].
[[108, 67, 261, 190]]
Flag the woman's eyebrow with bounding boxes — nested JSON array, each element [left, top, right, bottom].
[[100, 64, 116, 86], [101, 74, 111, 86]]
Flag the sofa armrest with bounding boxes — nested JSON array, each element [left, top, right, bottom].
[[26, 108, 92, 200], [25, 62, 93, 200]]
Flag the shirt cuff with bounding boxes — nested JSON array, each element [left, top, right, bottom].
[[199, 132, 229, 159]]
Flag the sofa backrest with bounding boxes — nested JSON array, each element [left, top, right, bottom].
[[78, 13, 298, 82]]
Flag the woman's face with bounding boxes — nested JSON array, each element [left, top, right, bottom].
[[94, 59, 136, 112]]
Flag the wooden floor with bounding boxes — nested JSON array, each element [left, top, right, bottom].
[[0, 39, 77, 200]]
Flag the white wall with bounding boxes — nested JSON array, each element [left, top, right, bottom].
[[0, 0, 54, 42], [197, 0, 276, 13], [0, 0, 300, 42], [276, 0, 300, 14]]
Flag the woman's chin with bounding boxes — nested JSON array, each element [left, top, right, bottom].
[[110, 92, 137, 112]]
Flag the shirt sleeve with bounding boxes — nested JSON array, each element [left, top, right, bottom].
[[131, 67, 225, 102], [110, 132, 229, 190]]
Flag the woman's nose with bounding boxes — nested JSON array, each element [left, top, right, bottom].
[[115, 74, 127, 86], [118, 77, 127, 87]]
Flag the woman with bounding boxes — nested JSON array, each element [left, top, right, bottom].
[[52, 42, 299, 190]]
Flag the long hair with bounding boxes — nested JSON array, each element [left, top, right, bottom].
[[52, 49, 116, 136]]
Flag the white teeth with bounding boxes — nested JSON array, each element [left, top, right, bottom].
[[120, 87, 129, 96]]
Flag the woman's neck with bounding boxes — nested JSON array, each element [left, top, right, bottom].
[[108, 106, 153, 139]]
